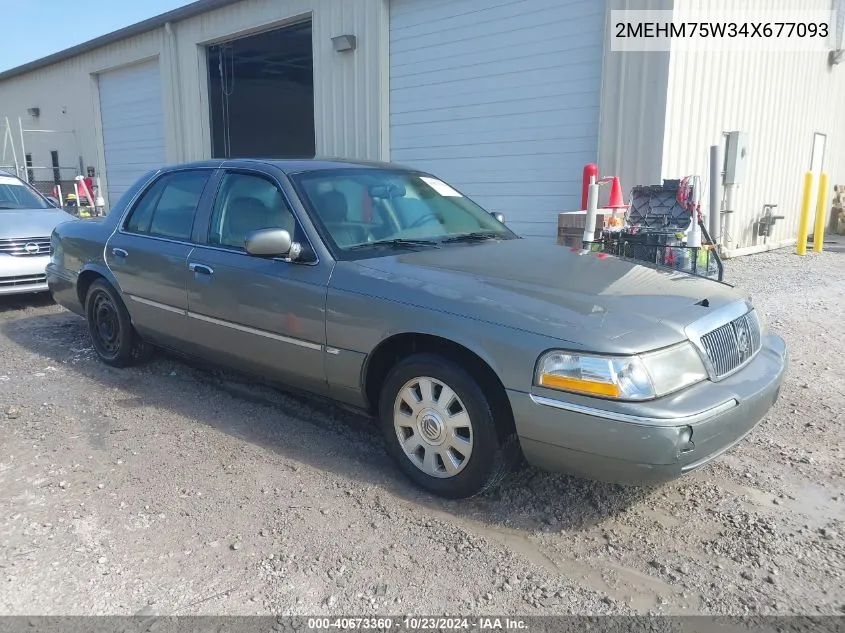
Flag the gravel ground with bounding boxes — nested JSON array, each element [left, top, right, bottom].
[[0, 242, 843, 617]]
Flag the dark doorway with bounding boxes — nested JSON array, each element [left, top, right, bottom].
[[50, 151, 61, 184], [207, 20, 315, 159]]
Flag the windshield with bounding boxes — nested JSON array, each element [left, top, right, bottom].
[[0, 174, 52, 210], [290, 168, 517, 256]]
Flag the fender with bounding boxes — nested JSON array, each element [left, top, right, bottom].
[[75, 261, 157, 334], [74, 261, 128, 319], [368, 325, 505, 380], [79, 261, 123, 294], [358, 321, 512, 404]]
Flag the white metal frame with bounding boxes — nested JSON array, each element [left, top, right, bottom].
[[810, 132, 827, 174], [2, 116, 82, 183], [1, 116, 20, 175]]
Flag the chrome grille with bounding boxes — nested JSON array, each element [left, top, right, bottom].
[[700, 310, 762, 378], [0, 237, 52, 257], [0, 274, 47, 287]]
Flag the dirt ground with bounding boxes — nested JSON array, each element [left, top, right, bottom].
[[1, 242, 843, 617]]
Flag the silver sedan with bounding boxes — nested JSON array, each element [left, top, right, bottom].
[[0, 170, 75, 295]]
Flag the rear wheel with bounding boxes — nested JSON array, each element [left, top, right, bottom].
[[379, 353, 517, 499], [85, 279, 153, 367]]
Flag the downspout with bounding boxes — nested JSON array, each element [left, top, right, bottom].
[[165, 22, 184, 162]]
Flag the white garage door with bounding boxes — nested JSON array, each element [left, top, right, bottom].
[[389, 0, 605, 239], [98, 59, 166, 207]]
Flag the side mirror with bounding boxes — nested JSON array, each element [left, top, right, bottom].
[[245, 228, 293, 257], [490, 211, 505, 224], [45, 196, 61, 208]]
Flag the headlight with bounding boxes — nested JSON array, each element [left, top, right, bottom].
[[535, 342, 708, 401], [751, 307, 767, 334]]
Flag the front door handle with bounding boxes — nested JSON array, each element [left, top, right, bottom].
[[112, 248, 128, 258], [189, 263, 214, 276]]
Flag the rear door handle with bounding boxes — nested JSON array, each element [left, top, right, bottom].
[[112, 248, 128, 258], [189, 263, 214, 276]]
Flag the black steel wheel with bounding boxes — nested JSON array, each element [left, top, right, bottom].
[[85, 279, 153, 367]]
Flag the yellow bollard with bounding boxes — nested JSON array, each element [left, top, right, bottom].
[[796, 171, 815, 256], [813, 172, 829, 253]]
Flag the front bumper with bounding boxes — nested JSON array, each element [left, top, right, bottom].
[[0, 255, 50, 295], [509, 333, 788, 486]]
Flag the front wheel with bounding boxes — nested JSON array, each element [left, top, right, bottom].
[[378, 353, 517, 499], [85, 279, 153, 368]]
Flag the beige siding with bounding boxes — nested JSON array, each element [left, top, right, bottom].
[[0, 0, 388, 208], [172, 0, 389, 163], [662, 0, 845, 256], [598, 0, 673, 196], [0, 31, 164, 195]]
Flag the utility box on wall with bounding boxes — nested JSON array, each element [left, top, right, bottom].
[[724, 131, 749, 185]]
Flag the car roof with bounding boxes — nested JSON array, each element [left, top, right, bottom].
[[163, 157, 418, 175], [271, 157, 415, 174], [4, 159, 415, 182]]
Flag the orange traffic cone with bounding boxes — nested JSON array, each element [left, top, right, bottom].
[[605, 176, 627, 209]]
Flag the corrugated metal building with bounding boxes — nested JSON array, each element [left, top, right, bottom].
[[657, 0, 845, 256], [1, 0, 843, 255]]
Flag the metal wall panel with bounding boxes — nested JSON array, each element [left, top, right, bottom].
[[661, 0, 845, 255], [98, 59, 167, 204], [389, 0, 606, 240], [597, 0, 673, 199]]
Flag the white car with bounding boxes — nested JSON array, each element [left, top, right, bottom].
[[0, 170, 76, 296]]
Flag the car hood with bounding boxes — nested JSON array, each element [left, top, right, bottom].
[[348, 238, 747, 353], [0, 208, 76, 239]]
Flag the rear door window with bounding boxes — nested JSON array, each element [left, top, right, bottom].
[[124, 170, 212, 241]]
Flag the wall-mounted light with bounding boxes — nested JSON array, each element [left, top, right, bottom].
[[27, 107, 40, 118], [331, 34, 357, 53]]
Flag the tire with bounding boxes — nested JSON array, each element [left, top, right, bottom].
[[378, 353, 518, 499], [84, 279, 153, 368]]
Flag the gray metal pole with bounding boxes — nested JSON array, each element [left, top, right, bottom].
[[582, 176, 599, 246], [18, 117, 27, 181], [709, 145, 721, 244]]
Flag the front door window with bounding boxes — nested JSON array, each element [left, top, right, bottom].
[[208, 172, 297, 249]]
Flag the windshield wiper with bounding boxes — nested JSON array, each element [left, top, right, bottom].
[[440, 231, 502, 244], [347, 238, 441, 251]]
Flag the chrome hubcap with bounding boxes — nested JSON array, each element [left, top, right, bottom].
[[419, 411, 444, 443], [393, 376, 473, 479]]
